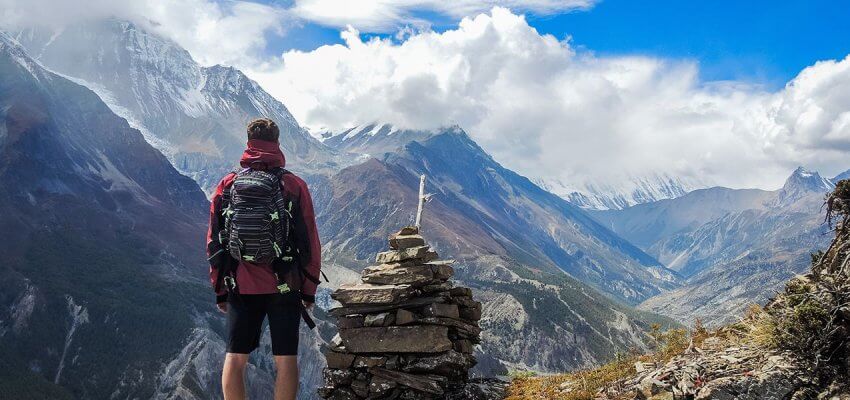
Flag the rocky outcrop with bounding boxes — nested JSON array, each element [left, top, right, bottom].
[[319, 226, 502, 399], [588, 337, 807, 400]]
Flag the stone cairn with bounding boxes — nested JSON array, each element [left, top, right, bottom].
[[318, 226, 482, 399]]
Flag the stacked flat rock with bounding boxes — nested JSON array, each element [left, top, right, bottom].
[[319, 226, 482, 400]]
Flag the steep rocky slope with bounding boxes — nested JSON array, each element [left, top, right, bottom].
[[0, 31, 208, 397], [316, 127, 679, 375], [0, 32, 326, 400], [321, 126, 679, 305]]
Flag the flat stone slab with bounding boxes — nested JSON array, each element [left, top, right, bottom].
[[369, 367, 444, 395], [389, 234, 426, 250], [329, 296, 448, 316], [375, 246, 434, 263], [401, 350, 473, 376], [362, 264, 436, 286], [331, 283, 415, 305], [339, 326, 452, 353], [395, 308, 417, 325], [362, 262, 453, 286], [325, 351, 356, 369], [418, 316, 482, 338]]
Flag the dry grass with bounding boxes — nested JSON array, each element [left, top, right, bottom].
[[506, 356, 647, 400], [506, 326, 707, 399]]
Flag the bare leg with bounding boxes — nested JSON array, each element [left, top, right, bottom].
[[274, 355, 299, 400], [222, 353, 250, 400]]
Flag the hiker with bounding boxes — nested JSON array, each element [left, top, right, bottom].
[[207, 118, 324, 400]]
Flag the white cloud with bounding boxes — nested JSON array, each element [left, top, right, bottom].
[[3, 3, 848, 191], [0, 0, 286, 66], [250, 7, 850, 190], [290, 0, 595, 31]]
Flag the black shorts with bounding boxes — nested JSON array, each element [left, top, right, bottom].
[[226, 293, 301, 356]]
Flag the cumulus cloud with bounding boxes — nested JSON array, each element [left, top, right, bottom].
[[760, 58, 850, 173], [3, 3, 848, 190], [290, 0, 596, 31], [0, 0, 286, 66], [249, 7, 850, 190]]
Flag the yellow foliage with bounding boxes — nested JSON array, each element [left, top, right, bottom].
[[507, 325, 705, 399]]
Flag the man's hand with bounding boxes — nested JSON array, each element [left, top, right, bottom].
[[302, 300, 314, 311], [217, 302, 228, 314]]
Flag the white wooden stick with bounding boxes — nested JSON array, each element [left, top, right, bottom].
[[415, 174, 426, 228]]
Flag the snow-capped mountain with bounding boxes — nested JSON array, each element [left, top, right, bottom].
[[596, 166, 841, 326], [15, 20, 337, 193], [0, 31, 210, 398], [775, 166, 834, 206], [540, 173, 707, 210], [321, 123, 703, 211], [320, 123, 442, 156], [0, 30, 326, 400]]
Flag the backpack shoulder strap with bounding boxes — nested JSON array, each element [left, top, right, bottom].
[[271, 167, 290, 179], [220, 170, 241, 205]]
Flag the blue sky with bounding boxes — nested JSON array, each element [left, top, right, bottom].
[[266, 0, 850, 89]]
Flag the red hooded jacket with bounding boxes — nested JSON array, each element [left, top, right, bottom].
[[207, 139, 322, 302]]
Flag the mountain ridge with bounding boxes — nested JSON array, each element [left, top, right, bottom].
[[14, 19, 339, 193], [594, 166, 839, 326]]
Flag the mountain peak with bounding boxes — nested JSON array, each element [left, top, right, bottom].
[[783, 166, 833, 192], [777, 166, 834, 206], [321, 123, 466, 156]]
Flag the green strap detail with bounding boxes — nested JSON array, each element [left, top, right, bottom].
[[243, 255, 255, 262], [273, 243, 282, 257], [283, 201, 293, 218], [281, 256, 293, 262], [270, 211, 279, 221], [277, 283, 291, 294]]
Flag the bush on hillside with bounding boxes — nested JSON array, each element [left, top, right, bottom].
[[753, 179, 850, 382]]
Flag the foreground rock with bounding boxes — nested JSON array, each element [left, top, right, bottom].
[[588, 336, 809, 400], [320, 226, 497, 399]]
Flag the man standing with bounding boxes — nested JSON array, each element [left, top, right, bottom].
[[207, 118, 323, 400]]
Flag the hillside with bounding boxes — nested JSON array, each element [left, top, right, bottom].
[[595, 167, 837, 325], [509, 180, 850, 399], [316, 126, 680, 374], [0, 31, 329, 400], [0, 31, 210, 398]]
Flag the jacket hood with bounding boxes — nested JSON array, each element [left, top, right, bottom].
[[240, 139, 286, 169]]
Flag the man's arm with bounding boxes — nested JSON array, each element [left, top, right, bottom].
[[294, 178, 322, 304], [207, 177, 230, 306]]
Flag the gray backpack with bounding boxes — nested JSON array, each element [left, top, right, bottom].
[[221, 168, 292, 265]]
